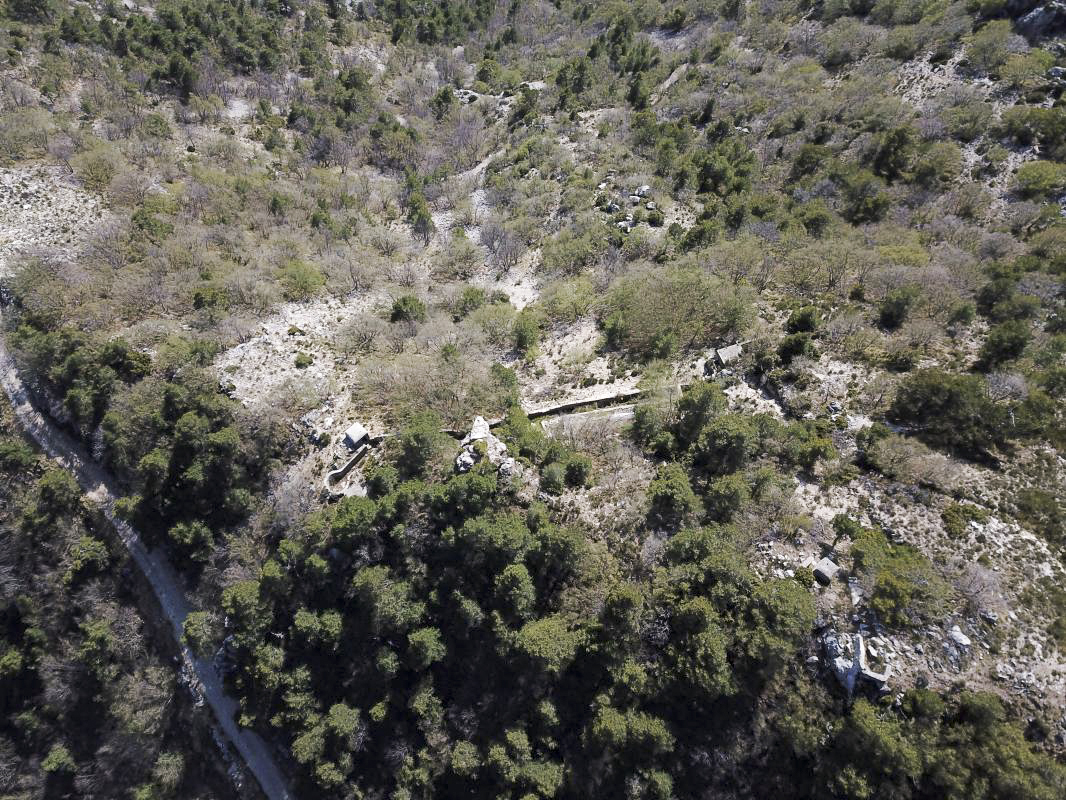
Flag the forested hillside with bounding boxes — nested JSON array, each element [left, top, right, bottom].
[[1, 0, 1064, 798], [0, 401, 232, 797]]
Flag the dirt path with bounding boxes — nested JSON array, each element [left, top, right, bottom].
[[0, 318, 294, 800], [651, 63, 688, 105]]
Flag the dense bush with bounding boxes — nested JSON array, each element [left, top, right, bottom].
[[0, 413, 226, 798], [977, 320, 1030, 370], [782, 691, 1066, 800], [11, 322, 149, 430], [390, 294, 428, 323], [647, 462, 700, 527], [851, 526, 950, 626], [603, 266, 753, 360], [1014, 161, 1066, 199], [888, 370, 1008, 460], [879, 286, 922, 330]]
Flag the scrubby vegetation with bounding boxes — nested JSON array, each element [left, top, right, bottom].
[[2, 0, 1065, 797]]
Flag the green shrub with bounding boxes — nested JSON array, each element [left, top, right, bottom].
[[839, 169, 890, 224], [182, 611, 217, 657], [512, 308, 543, 356], [540, 462, 566, 494], [1015, 488, 1063, 548], [540, 277, 595, 324], [394, 412, 448, 478], [647, 462, 700, 527], [778, 332, 818, 365], [1014, 161, 1066, 199], [0, 437, 35, 470], [390, 294, 427, 323], [792, 143, 832, 180], [878, 286, 921, 330], [541, 219, 609, 274], [169, 520, 214, 562], [944, 102, 993, 142], [941, 502, 988, 538], [888, 370, 1008, 460], [851, 528, 949, 627], [563, 454, 592, 488], [42, 743, 76, 774], [913, 141, 963, 188], [277, 259, 325, 301], [704, 472, 749, 521], [977, 320, 1030, 370], [966, 19, 1013, 74], [870, 125, 916, 182], [1002, 107, 1066, 161], [785, 307, 820, 334], [455, 287, 488, 319], [692, 413, 759, 476]]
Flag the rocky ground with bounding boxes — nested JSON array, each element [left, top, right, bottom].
[[0, 165, 106, 275]]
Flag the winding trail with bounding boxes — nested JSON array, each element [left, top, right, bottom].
[[0, 319, 294, 800]]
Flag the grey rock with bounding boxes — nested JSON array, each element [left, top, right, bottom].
[[456, 416, 510, 473], [847, 578, 863, 606], [822, 631, 892, 696], [1017, 2, 1066, 37], [949, 625, 972, 648]]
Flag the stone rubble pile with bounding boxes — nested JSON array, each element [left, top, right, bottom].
[[822, 631, 893, 696], [456, 415, 516, 476]]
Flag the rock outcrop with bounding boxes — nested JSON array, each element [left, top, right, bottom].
[[456, 416, 516, 476], [1016, 1, 1066, 37], [822, 631, 893, 696]]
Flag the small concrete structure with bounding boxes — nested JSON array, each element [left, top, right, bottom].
[[813, 557, 840, 586], [715, 343, 743, 366], [344, 422, 369, 450]]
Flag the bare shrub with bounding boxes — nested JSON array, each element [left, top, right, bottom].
[[867, 434, 961, 491], [335, 314, 387, 359]]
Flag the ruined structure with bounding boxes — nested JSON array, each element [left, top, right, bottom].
[[823, 631, 892, 696], [456, 415, 516, 476]]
